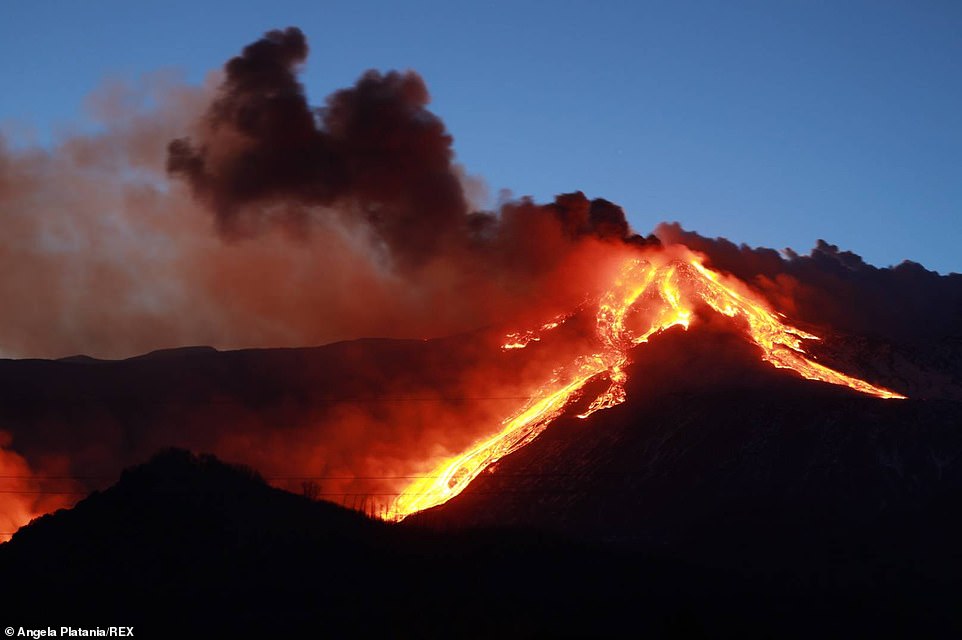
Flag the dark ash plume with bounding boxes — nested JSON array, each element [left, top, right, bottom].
[[167, 27, 467, 266]]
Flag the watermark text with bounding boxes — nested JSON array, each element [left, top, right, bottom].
[[5, 628, 134, 638]]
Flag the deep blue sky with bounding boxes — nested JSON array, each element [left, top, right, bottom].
[[2, 0, 960, 273]]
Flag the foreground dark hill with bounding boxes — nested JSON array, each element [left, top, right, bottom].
[[3, 449, 960, 638], [0, 450, 732, 637]]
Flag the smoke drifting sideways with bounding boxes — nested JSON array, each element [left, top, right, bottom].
[[0, 27, 651, 361]]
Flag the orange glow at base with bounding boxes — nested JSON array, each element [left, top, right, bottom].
[[388, 251, 905, 521], [0, 433, 72, 543]]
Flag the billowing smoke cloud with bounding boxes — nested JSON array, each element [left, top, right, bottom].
[[166, 27, 646, 271], [0, 27, 644, 361], [167, 27, 467, 267]]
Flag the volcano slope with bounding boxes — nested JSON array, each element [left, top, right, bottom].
[[407, 321, 962, 630], [412, 321, 962, 541]]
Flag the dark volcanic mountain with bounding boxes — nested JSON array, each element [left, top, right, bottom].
[[411, 325, 962, 624], [2, 318, 962, 635], [415, 324, 962, 546]]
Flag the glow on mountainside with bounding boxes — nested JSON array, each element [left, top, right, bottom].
[[388, 253, 905, 520]]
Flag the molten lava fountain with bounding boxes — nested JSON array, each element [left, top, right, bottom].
[[388, 251, 904, 521]]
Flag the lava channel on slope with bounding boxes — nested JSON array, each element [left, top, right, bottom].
[[387, 248, 905, 521]]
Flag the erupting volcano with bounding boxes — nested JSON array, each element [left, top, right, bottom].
[[3, 25, 949, 548], [390, 249, 905, 520], [3, 12, 960, 636]]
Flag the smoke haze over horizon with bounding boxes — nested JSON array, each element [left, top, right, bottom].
[[0, 27, 960, 361]]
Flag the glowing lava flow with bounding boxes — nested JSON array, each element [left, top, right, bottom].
[[388, 253, 905, 521]]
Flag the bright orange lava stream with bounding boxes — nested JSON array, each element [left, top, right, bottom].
[[388, 254, 905, 521]]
